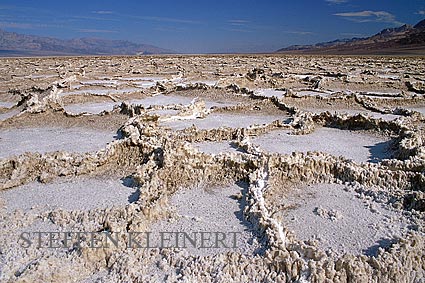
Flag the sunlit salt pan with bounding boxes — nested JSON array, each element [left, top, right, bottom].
[[377, 74, 400, 80], [61, 88, 141, 96], [292, 74, 310, 79], [0, 109, 19, 121], [407, 107, 425, 115], [128, 95, 194, 107], [296, 90, 331, 97], [162, 112, 287, 131], [281, 183, 412, 256], [80, 80, 118, 86], [63, 97, 229, 114], [254, 89, 286, 98], [251, 127, 392, 163], [0, 127, 116, 159], [118, 76, 166, 81], [0, 101, 15, 108], [118, 76, 166, 88], [134, 81, 157, 88], [129, 95, 238, 109], [1, 177, 135, 212], [64, 101, 119, 114], [26, 74, 58, 79], [149, 183, 262, 256]]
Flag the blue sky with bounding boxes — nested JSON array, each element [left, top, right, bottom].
[[0, 0, 424, 53]]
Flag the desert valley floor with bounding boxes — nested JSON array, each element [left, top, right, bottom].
[[0, 55, 424, 282]]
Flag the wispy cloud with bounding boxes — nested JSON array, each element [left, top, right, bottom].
[[224, 20, 265, 33], [228, 20, 250, 27], [72, 15, 119, 22], [0, 5, 57, 17], [334, 10, 403, 25], [225, 19, 312, 36], [0, 21, 56, 29], [120, 13, 200, 25], [0, 5, 17, 10], [154, 26, 187, 33], [228, 20, 250, 24], [282, 30, 313, 35], [224, 28, 252, 33], [416, 10, 425, 15], [326, 0, 348, 4], [78, 29, 118, 33], [140, 16, 200, 24], [92, 10, 113, 15]]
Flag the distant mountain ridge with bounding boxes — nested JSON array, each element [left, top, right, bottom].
[[277, 19, 425, 55], [0, 29, 174, 56]]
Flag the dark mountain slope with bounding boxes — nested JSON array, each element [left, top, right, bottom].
[[0, 29, 174, 56]]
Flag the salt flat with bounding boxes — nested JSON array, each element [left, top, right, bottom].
[[0, 127, 116, 158], [162, 112, 287, 130], [280, 183, 413, 256], [251, 127, 392, 163], [1, 176, 135, 212], [0, 55, 423, 282]]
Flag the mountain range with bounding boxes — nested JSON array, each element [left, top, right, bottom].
[[277, 19, 425, 55], [0, 29, 173, 56], [1, 19, 424, 56]]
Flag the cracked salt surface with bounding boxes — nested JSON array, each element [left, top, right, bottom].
[[133, 81, 157, 88], [251, 127, 392, 163], [296, 90, 331, 97], [150, 109, 180, 116], [176, 80, 218, 88], [118, 76, 165, 81], [0, 55, 424, 282], [27, 74, 58, 79], [192, 141, 240, 155], [280, 183, 414, 256], [254, 89, 286, 98], [80, 80, 119, 86], [0, 177, 136, 212], [130, 94, 238, 109], [0, 109, 19, 121], [0, 101, 15, 108], [61, 88, 141, 96], [302, 108, 401, 121], [129, 95, 194, 107], [150, 183, 264, 256], [162, 112, 286, 131], [63, 96, 197, 114], [408, 107, 425, 115], [189, 80, 217, 86], [63, 95, 237, 115], [0, 127, 116, 159], [63, 101, 119, 114]]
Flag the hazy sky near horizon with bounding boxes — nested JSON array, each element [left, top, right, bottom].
[[0, 0, 424, 53]]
